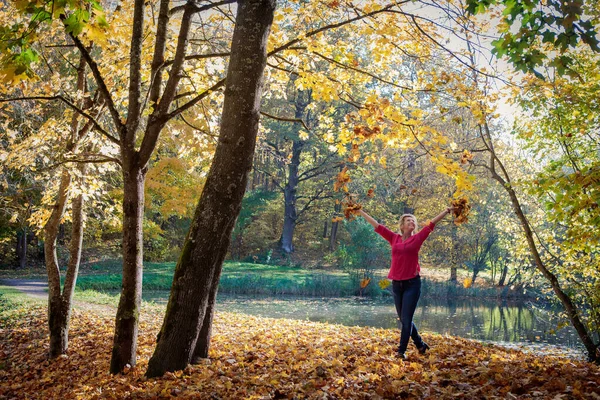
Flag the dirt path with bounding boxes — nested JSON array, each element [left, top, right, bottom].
[[0, 278, 118, 316], [0, 278, 48, 299]]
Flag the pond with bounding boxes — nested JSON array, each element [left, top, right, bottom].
[[143, 292, 586, 359]]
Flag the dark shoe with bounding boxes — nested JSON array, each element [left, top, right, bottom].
[[396, 351, 407, 360], [417, 343, 430, 354]]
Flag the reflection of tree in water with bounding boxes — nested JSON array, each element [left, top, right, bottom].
[[483, 305, 534, 342], [209, 295, 577, 347]]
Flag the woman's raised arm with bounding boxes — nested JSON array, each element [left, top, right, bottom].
[[431, 207, 454, 226], [359, 209, 379, 229]]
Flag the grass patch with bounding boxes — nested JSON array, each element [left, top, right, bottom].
[[0, 286, 45, 329]]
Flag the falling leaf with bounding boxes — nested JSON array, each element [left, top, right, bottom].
[[378, 279, 391, 290]]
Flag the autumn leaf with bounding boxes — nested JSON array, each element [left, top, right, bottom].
[[360, 278, 371, 289], [367, 188, 375, 198], [334, 167, 351, 192], [463, 277, 473, 288], [451, 197, 471, 225], [2, 301, 599, 400], [342, 194, 362, 220], [378, 279, 391, 290], [460, 149, 473, 164]]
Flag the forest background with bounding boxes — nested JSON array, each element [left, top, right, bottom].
[[0, 0, 599, 376]]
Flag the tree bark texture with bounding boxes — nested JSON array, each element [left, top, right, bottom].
[[44, 169, 72, 358], [279, 140, 303, 254], [110, 163, 146, 373], [279, 90, 310, 255], [146, 0, 276, 377]]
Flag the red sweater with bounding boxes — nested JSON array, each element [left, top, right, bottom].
[[375, 222, 435, 281]]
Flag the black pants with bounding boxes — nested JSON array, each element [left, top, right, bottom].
[[392, 275, 425, 353]]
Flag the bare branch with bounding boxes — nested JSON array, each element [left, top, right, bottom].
[[0, 95, 119, 145], [260, 110, 310, 132], [169, 0, 236, 16], [61, 19, 124, 135], [267, 3, 409, 56], [166, 79, 225, 120], [179, 114, 219, 138]]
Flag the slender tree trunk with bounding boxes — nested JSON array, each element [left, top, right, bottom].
[[45, 170, 72, 358], [16, 229, 27, 269], [329, 201, 341, 251], [450, 224, 458, 282], [498, 262, 508, 286], [484, 131, 599, 362], [110, 163, 145, 373], [323, 220, 328, 238], [279, 141, 302, 253], [146, 0, 276, 377]]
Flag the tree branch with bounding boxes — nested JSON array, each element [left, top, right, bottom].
[[0, 96, 119, 145], [166, 79, 225, 120], [169, 0, 236, 16], [311, 50, 415, 91], [260, 110, 311, 132], [252, 166, 284, 191], [267, 3, 408, 56], [179, 114, 219, 138], [124, 0, 147, 144], [62, 20, 124, 136]]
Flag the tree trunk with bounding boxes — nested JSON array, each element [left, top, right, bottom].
[[279, 90, 309, 255], [487, 143, 599, 363], [498, 261, 508, 286], [191, 280, 218, 363], [329, 201, 341, 251], [146, 0, 276, 377], [16, 229, 27, 269], [449, 224, 458, 282], [45, 169, 72, 358], [322, 220, 328, 238], [110, 164, 145, 373]]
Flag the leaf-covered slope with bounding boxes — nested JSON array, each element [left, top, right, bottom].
[[1, 304, 599, 399]]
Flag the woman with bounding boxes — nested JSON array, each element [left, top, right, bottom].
[[359, 207, 453, 360]]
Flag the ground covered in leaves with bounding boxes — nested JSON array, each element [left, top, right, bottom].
[[1, 302, 599, 399]]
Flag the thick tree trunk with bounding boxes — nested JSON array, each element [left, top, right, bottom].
[[279, 90, 309, 255], [146, 0, 275, 377], [110, 164, 145, 373], [191, 281, 218, 363]]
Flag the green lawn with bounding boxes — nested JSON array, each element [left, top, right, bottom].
[[74, 260, 359, 297], [0, 259, 535, 300]]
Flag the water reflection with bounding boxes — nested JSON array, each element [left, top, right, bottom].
[[142, 291, 583, 356]]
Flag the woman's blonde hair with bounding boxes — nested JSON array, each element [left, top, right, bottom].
[[398, 213, 418, 234]]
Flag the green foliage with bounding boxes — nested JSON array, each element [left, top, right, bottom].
[[466, 0, 600, 76], [0, 0, 107, 81], [335, 219, 390, 294]]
